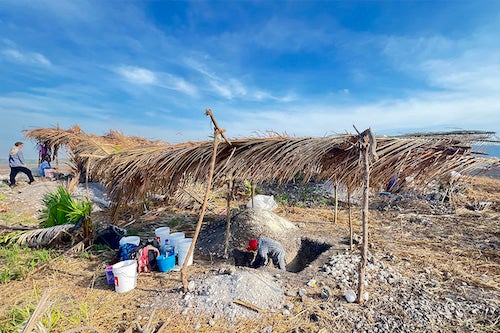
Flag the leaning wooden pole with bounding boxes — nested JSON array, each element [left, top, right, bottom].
[[182, 110, 228, 292], [181, 131, 219, 291]]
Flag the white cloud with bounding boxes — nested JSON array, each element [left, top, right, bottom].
[[185, 57, 295, 101], [165, 75, 198, 96], [381, 30, 500, 96], [115, 65, 157, 85], [1, 48, 51, 66]]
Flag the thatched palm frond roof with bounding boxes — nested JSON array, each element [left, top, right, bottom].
[[90, 131, 497, 219], [24, 126, 498, 221], [24, 126, 163, 158]]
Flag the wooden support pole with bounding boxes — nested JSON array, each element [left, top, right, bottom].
[[223, 177, 232, 258], [355, 127, 378, 305], [85, 158, 91, 201], [181, 117, 222, 292], [333, 180, 338, 224], [348, 186, 353, 251], [251, 182, 255, 208], [357, 143, 370, 304]]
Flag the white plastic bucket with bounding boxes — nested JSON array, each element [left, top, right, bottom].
[[177, 238, 193, 267], [155, 227, 170, 246], [168, 232, 185, 254], [112, 260, 138, 293], [119, 236, 140, 246]]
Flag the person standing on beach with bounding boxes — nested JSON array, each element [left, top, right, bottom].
[[9, 142, 35, 187]]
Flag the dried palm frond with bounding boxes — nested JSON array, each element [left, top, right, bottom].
[[12, 224, 77, 247]]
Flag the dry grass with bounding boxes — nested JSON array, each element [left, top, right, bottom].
[[1, 176, 499, 332]]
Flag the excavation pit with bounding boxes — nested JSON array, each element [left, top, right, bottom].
[[233, 238, 331, 273], [286, 238, 331, 273]]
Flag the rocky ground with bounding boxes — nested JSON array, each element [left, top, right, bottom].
[[0, 169, 499, 332]]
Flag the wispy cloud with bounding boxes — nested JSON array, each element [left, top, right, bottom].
[[159, 74, 198, 96], [115, 65, 157, 85], [113, 65, 199, 96], [184, 58, 246, 99], [185, 57, 294, 101], [1, 48, 51, 66]]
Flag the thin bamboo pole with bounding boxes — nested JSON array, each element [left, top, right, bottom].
[[205, 109, 232, 145], [223, 177, 232, 258], [85, 158, 91, 201], [333, 180, 338, 224]]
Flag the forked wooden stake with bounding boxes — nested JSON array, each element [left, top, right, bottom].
[[353, 127, 378, 305]]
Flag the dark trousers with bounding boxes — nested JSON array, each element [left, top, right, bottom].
[[9, 166, 35, 186]]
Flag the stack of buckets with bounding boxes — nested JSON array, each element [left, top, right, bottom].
[[156, 227, 175, 272], [107, 227, 194, 293], [155, 228, 194, 271]]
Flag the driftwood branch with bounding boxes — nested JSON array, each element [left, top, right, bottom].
[[22, 290, 52, 333], [233, 299, 263, 313]]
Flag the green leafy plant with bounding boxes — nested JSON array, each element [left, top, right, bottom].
[[39, 186, 92, 228], [244, 180, 260, 197], [41, 306, 63, 331]]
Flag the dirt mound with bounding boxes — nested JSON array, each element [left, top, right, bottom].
[[197, 208, 301, 264], [148, 268, 286, 322]]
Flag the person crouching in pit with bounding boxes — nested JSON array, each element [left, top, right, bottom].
[[247, 237, 286, 271]]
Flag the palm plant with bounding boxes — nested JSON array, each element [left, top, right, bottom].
[[38, 186, 94, 240], [39, 186, 91, 227]]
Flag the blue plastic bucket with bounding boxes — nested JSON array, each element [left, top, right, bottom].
[[157, 254, 176, 272]]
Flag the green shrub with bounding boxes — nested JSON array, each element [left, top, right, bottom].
[[39, 186, 92, 228]]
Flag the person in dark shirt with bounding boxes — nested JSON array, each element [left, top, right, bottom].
[[9, 142, 35, 187]]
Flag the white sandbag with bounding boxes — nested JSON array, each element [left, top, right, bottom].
[[246, 194, 278, 211]]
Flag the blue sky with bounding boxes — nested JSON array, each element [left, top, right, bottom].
[[1, 0, 500, 159]]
